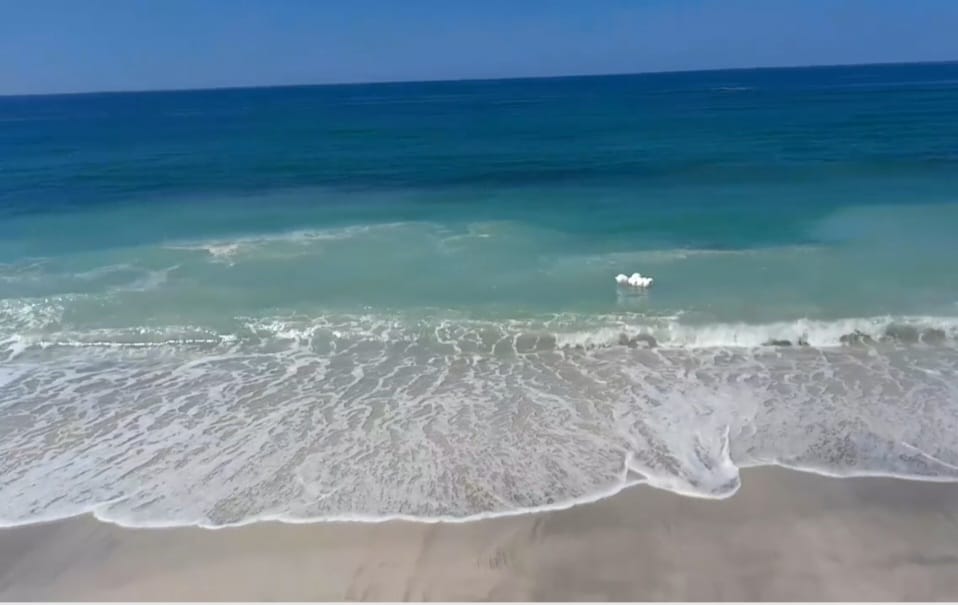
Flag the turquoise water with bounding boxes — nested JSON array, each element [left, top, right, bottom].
[[2, 63, 958, 527]]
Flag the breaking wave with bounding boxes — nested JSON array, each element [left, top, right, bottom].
[[3, 302, 958, 360]]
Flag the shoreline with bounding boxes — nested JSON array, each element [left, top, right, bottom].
[[4, 467, 958, 600], [4, 461, 957, 531]]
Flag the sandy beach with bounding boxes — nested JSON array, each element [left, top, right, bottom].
[[1, 467, 957, 601]]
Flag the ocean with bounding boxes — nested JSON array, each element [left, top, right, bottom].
[[2, 62, 958, 527]]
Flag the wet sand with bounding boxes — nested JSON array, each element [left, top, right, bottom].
[[2, 467, 958, 601]]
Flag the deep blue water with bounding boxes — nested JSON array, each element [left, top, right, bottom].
[[2, 63, 958, 527]]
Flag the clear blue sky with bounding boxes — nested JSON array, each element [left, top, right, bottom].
[[2, 0, 957, 95]]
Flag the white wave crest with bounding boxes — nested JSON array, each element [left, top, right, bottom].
[[553, 315, 958, 350], [163, 222, 412, 263], [5, 309, 958, 359]]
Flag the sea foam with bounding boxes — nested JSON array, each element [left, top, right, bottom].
[[2, 310, 957, 529]]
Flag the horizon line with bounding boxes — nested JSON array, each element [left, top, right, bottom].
[[3, 58, 956, 99]]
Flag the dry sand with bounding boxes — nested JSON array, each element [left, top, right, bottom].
[[2, 467, 958, 601]]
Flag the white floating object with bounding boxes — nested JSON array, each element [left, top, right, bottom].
[[616, 272, 653, 288]]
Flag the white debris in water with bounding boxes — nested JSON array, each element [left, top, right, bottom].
[[615, 272, 654, 288]]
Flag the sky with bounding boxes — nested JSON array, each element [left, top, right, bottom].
[[1, 0, 957, 95]]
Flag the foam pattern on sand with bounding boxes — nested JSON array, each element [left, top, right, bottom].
[[2, 311, 957, 528]]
